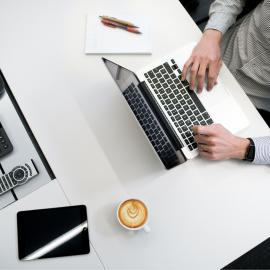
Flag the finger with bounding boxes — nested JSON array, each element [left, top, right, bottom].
[[207, 62, 219, 91], [197, 143, 213, 152], [212, 61, 222, 88], [199, 150, 216, 160], [194, 134, 214, 145], [196, 61, 208, 93], [189, 60, 200, 90], [181, 57, 193, 81], [219, 60, 223, 69], [192, 124, 217, 136]]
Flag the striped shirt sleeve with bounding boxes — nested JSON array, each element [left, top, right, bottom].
[[252, 136, 270, 164], [204, 0, 247, 34]]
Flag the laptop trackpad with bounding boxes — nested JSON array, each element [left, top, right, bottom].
[[198, 82, 230, 108], [207, 97, 249, 134]]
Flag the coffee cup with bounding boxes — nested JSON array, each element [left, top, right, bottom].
[[117, 198, 151, 233]]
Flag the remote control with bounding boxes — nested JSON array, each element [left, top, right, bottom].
[[0, 160, 39, 195], [0, 122, 13, 158]]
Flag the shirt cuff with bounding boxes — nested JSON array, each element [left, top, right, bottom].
[[252, 137, 270, 165], [204, 12, 236, 35]]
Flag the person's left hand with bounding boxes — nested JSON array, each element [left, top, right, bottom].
[[192, 124, 250, 160]]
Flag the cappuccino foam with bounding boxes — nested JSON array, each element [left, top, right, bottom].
[[118, 199, 148, 229]]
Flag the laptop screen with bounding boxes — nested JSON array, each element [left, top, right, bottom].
[[102, 58, 140, 93]]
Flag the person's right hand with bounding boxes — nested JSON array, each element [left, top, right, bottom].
[[181, 29, 223, 93]]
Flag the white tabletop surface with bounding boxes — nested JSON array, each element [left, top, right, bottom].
[[0, 0, 270, 269]]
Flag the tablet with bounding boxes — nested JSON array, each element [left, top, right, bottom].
[[17, 205, 90, 260]]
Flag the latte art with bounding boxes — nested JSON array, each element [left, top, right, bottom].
[[118, 199, 148, 229]]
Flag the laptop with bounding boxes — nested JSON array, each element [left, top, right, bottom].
[[103, 42, 249, 169]]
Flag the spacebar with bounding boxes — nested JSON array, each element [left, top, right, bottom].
[[187, 87, 206, 113]]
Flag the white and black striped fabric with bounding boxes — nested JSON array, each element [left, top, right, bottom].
[[204, 0, 270, 164]]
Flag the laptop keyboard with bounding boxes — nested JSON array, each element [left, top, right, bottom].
[[123, 83, 179, 168], [144, 59, 213, 151]]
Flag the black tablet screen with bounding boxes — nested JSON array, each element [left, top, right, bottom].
[[17, 205, 90, 260]]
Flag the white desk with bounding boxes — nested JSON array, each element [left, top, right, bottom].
[[0, 0, 270, 269]]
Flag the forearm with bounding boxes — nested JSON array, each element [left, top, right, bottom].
[[205, 0, 247, 35], [203, 29, 223, 43]]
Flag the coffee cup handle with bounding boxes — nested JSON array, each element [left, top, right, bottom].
[[143, 224, 151, 233]]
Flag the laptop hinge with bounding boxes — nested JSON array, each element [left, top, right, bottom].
[[138, 81, 186, 161]]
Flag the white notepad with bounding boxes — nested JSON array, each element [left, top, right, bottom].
[[85, 14, 152, 54]]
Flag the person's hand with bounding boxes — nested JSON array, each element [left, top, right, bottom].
[[192, 124, 250, 160], [181, 29, 223, 93]]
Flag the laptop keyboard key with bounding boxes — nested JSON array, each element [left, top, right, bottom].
[[159, 78, 165, 84], [164, 63, 173, 74], [166, 88, 172, 94], [148, 71, 155, 78], [185, 120, 191, 126], [187, 99, 193, 105], [192, 142, 197, 149], [182, 115, 188, 121], [161, 69, 166, 74], [207, 119, 214, 124], [175, 115, 181, 121], [187, 110, 192, 116], [190, 115, 196, 122], [179, 120, 184, 126], [179, 109, 184, 115], [182, 80, 189, 87], [202, 112, 210, 120], [159, 89, 165, 94], [173, 89, 179, 95]]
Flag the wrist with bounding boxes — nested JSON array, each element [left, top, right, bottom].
[[231, 137, 250, 160], [203, 29, 223, 44]]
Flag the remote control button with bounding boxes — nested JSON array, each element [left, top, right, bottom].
[[0, 181, 5, 191], [13, 168, 25, 181], [12, 179, 17, 185]]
